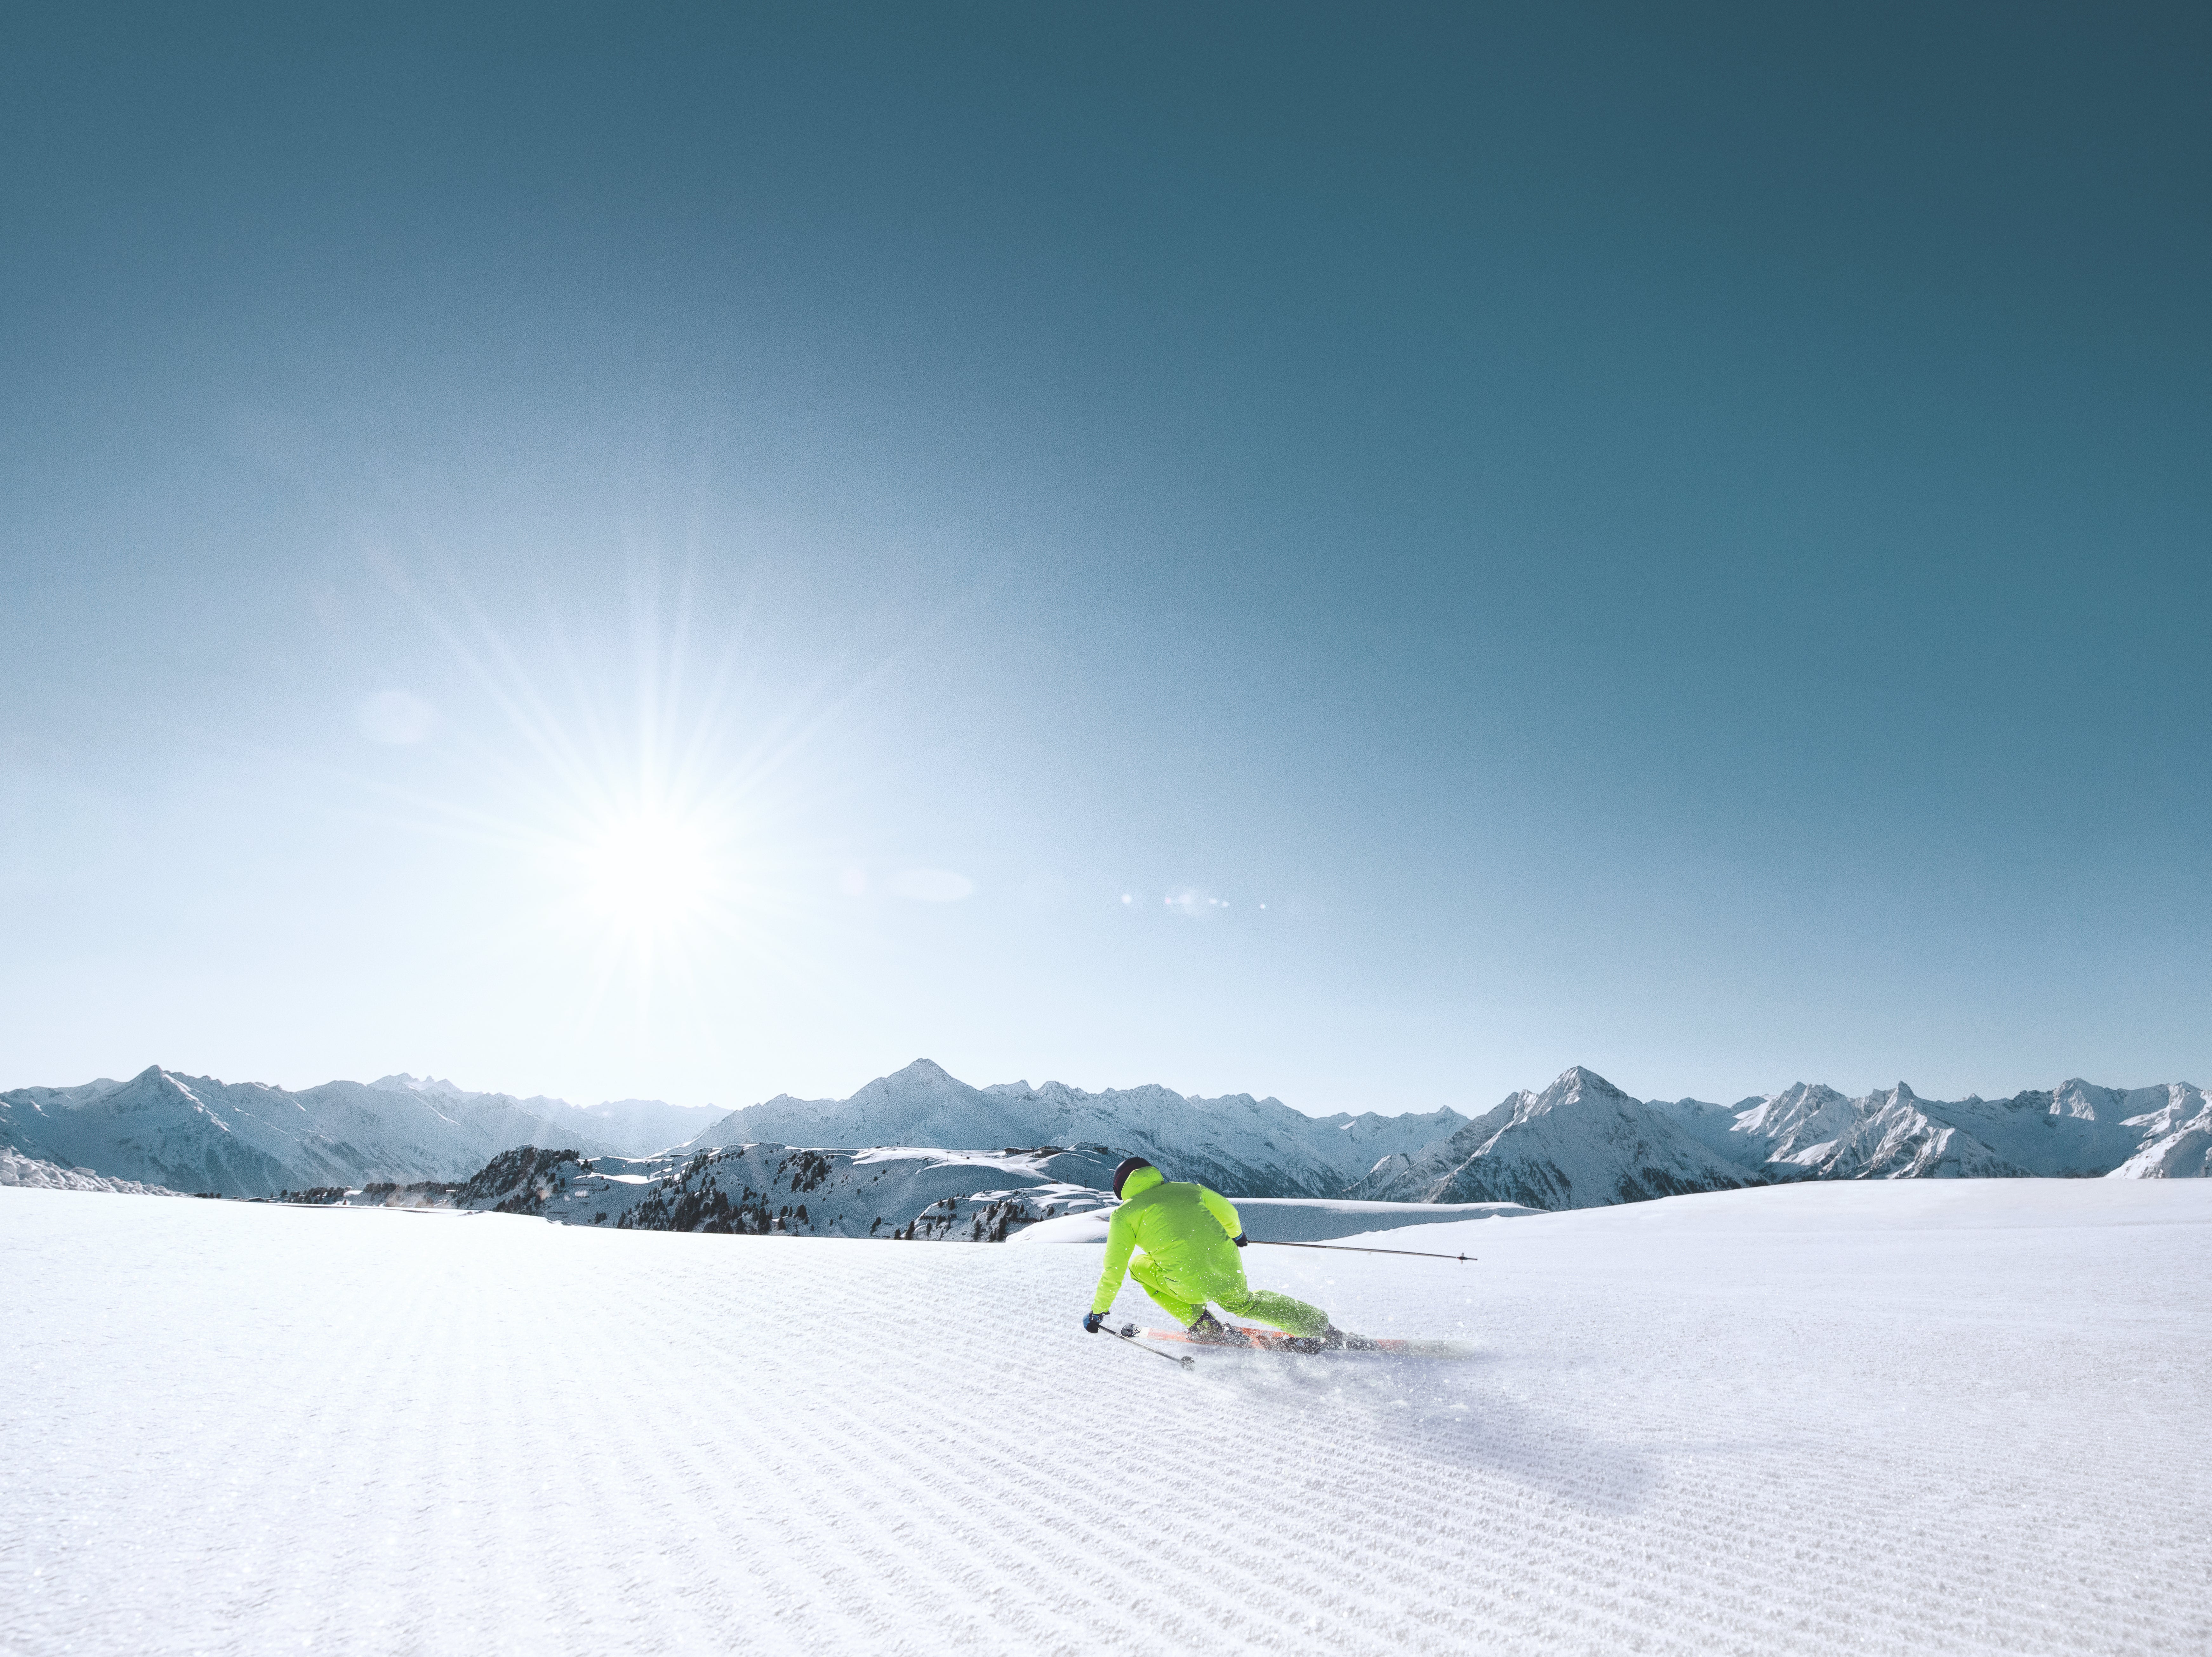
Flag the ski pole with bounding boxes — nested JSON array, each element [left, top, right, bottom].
[[1248, 1239, 1475, 1263], [1099, 1322, 1193, 1369]]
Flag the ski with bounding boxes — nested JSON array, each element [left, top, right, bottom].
[[1138, 1325, 1473, 1359]]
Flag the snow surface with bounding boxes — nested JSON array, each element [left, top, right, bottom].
[[6, 1179, 2207, 1656]]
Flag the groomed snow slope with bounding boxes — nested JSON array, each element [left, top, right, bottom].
[[5, 1181, 2208, 1657]]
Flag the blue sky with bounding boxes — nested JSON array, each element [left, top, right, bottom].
[[3, 4, 2206, 1113]]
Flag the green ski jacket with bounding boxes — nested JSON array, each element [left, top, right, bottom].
[[1089, 1165, 1244, 1314]]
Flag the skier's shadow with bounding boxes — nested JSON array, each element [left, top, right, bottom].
[[1192, 1349, 1657, 1515]]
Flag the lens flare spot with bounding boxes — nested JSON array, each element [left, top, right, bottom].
[[575, 814, 719, 930]]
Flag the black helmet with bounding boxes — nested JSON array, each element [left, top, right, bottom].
[[1112, 1155, 1154, 1199]]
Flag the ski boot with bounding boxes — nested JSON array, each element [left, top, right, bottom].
[[1285, 1323, 1367, 1354], [1185, 1309, 1249, 1346]]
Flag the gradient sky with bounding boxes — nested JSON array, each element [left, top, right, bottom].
[[3, 4, 2207, 1115]]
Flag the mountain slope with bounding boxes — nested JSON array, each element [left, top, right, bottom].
[[679, 1059, 1465, 1197], [0, 1146, 186, 1195], [2105, 1084, 2212, 1178], [1354, 1066, 1759, 1209]]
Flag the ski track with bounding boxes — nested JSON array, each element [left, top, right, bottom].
[[5, 1183, 2209, 1656]]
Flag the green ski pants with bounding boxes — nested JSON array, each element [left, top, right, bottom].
[[1128, 1246, 1330, 1337]]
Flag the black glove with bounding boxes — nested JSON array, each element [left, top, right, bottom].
[[1082, 1311, 1106, 1333], [1232, 1233, 1248, 1248]]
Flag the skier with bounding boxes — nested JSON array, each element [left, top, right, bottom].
[[1080, 1156, 1350, 1349]]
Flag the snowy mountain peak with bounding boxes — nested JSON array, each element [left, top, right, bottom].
[[111, 1066, 217, 1115], [1776, 1082, 1848, 1106], [1531, 1066, 1654, 1119], [1498, 1066, 1636, 1123], [1546, 1065, 1627, 1100], [370, 1073, 479, 1103], [848, 1059, 976, 1113], [1357, 1068, 1754, 1210], [1720, 1083, 1862, 1166]]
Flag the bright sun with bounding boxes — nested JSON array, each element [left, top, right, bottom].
[[574, 813, 720, 932]]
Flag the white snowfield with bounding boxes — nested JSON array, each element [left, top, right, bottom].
[[5, 1180, 2208, 1657]]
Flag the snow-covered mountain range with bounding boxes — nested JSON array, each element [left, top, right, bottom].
[[368, 1073, 724, 1157], [0, 1068, 624, 1198], [9, 1057, 2205, 1210], [1356, 1066, 2212, 1204], [1653, 1077, 2212, 1181], [679, 1059, 1466, 1198]]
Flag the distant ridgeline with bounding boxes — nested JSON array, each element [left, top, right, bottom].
[[0, 1067, 724, 1200], [1350, 1067, 2211, 1208], [0, 1058, 1455, 1204], [3, 1058, 2206, 1226]]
